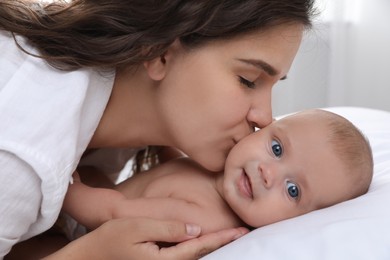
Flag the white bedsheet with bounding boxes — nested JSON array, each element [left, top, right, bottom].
[[204, 107, 390, 260]]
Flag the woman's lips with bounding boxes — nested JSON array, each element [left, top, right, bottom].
[[239, 170, 253, 199]]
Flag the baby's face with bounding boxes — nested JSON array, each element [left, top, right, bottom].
[[222, 110, 351, 227]]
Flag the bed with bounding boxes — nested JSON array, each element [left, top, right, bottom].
[[204, 106, 390, 260]]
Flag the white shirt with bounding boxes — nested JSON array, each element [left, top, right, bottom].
[[0, 31, 114, 257]]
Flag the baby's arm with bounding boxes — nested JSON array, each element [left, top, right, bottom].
[[62, 171, 127, 230], [63, 172, 205, 231]]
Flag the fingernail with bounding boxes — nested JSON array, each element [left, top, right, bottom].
[[233, 231, 246, 240], [186, 224, 201, 236]]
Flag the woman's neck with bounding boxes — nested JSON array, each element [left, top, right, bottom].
[[89, 66, 166, 148]]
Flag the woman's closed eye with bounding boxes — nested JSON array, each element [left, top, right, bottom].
[[238, 76, 256, 89]]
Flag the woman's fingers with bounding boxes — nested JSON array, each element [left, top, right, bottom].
[[160, 228, 248, 259], [103, 218, 249, 260], [43, 218, 248, 260], [129, 218, 202, 242], [156, 225, 249, 259]]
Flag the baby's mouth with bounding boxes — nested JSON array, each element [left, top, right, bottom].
[[240, 170, 253, 199]]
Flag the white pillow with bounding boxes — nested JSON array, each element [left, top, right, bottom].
[[204, 107, 390, 260]]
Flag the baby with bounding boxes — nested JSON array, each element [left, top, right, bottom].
[[63, 109, 373, 235]]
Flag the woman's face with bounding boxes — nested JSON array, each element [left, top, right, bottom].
[[156, 24, 304, 171]]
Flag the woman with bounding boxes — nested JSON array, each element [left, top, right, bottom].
[[0, 0, 316, 259]]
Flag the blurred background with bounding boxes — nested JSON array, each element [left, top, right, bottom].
[[272, 0, 390, 116]]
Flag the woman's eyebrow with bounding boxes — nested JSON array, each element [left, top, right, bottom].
[[236, 58, 279, 77]]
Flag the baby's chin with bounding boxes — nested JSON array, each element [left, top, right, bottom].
[[242, 217, 273, 229]]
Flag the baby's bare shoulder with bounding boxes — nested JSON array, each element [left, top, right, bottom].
[[164, 157, 209, 174]]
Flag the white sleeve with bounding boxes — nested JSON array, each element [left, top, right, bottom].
[[0, 151, 42, 258]]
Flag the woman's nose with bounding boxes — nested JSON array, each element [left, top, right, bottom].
[[247, 90, 273, 130]]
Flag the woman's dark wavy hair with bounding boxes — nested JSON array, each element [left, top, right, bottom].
[[0, 0, 316, 70]]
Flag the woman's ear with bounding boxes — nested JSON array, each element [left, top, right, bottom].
[[143, 39, 181, 81], [143, 55, 167, 81]]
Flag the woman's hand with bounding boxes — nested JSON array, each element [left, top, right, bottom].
[[42, 217, 248, 260]]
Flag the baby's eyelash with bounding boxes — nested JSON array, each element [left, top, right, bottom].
[[238, 76, 256, 89]]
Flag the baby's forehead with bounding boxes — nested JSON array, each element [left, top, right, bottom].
[[301, 156, 352, 211], [279, 110, 328, 123], [274, 111, 330, 135], [298, 166, 351, 213]]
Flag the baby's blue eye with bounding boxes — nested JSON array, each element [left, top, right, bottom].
[[271, 140, 282, 157], [286, 181, 300, 199]]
